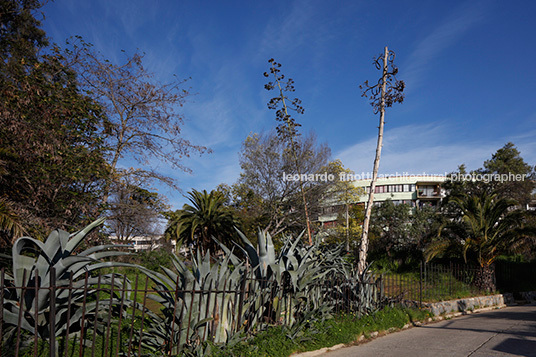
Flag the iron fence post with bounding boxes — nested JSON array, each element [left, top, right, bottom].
[[0, 268, 3, 357], [419, 262, 423, 307], [50, 267, 56, 357]]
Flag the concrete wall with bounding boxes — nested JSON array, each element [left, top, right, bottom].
[[424, 294, 515, 316]]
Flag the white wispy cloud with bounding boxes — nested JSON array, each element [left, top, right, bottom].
[[257, 0, 316, 60], [166, 151, 242, 209], [403, 1, 489, 92], [182, 96, 238, 148], [335, 122, 520, 176]]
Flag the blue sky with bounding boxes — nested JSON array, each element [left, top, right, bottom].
[[41, 0, 536, 209]]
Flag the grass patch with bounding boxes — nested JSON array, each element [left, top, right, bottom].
[[209, 306, 431, 357], [97, 267, 165, 315]]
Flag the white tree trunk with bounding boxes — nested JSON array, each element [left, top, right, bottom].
[[358, 46, 389, 275]]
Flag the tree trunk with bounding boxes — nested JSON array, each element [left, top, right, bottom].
[[474, 264, 496, 293], [357, 46, 389, 275]]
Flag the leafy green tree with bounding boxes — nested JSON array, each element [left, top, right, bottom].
[[368, 201, 442, 268], [321, 160, 365, 252], [165, 189, 241, 254], [211, 182, 265, 247], [444, 143, 535, 206], [408, 205, 443, 259], [369, 201, 411, 261], [426, 192, 536, 291], [0, 0, 47, 70], [214, 183, 233, 206], [442, 164, 478, 202], [0, 0, 109, 239], [482, 142, 535, 206]]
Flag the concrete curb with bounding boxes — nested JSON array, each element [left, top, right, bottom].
[[291, 344, 346, 357]]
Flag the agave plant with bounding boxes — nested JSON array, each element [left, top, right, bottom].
[[243, 230, 383, 320], [137, 248, 248, 355], [2, 218, 133, 349], [218, 229, 339, 327], [336, 262, 383, 316], [222, 229, 384, 324], [137, 229, 386, 354]]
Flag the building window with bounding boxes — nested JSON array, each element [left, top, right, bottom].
[[418, 185, 437, 197]]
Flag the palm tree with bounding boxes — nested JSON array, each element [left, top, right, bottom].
[[426, 192, 535, 292], [167, 189, 240, 254]]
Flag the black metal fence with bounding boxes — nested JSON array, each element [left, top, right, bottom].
[[380, 261, 536, 306], [5, 261, 533, 356], [495, 261, 536, 293], [0, 268, 383, 357], [380, 262, 485, 305]]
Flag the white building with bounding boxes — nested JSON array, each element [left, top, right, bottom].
[[318, 175, 446, 227], [109, 235, 176, 252]]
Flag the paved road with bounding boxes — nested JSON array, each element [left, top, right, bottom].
[[324, 305, 536, 357]]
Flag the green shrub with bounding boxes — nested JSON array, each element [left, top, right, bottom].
[[136, 248, 174, 271]]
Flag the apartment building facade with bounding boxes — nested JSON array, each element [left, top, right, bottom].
[[318, 175, 446, 227]]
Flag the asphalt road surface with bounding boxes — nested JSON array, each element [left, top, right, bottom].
[[324, 305, 536, 357]]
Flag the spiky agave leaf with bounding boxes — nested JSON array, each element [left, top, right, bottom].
[[140, 227, 386, 353], [138, 249, 252, 354], [3, 218, 136, 344]]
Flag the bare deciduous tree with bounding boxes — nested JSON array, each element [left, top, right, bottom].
[[236, 131, 330, 238], [107, 178, 168, 241], [63, 38, 210, 197]]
